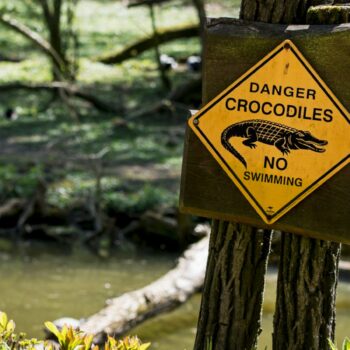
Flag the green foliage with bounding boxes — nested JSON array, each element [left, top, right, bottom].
[[329, 338, 350, 350], [0, 312, 152, 350], [44, 322, 93, 350], [0, 312, 40, 350], [104, 336, 150, 350], [0, 311, 15, 342], [104, 184, 177, 214], [205, 337, 212, 350], [0, 164, 44, 199]]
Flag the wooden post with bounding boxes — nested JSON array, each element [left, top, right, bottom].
[[272, 5, 349, 349], [180, 5, 350, 350], [193, 222, 271, 350], [193, 2, 290, 348]]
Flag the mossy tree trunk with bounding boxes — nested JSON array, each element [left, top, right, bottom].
[[240, 0, 331, 24]]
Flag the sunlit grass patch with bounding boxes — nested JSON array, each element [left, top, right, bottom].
[[0, 58, 51, 83]]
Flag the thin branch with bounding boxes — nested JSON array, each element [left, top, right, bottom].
[[97, 25, 199, 64], [0, 13, 65, 70]]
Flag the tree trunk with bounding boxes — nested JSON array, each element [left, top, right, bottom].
[[38, 0, 71, 80], [273, 234, 340, 350], [193, 2, 285, 349], [240, 0, 329, 24], [194, 0, 341, 349], [193, 222, 271, 350], [250, 0, 344, 349], [149, 4, 171, 90]]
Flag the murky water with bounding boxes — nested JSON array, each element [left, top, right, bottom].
[[0, 240, 349, 349]]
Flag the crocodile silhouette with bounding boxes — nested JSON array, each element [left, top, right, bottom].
[[221, 119, 328, 168]]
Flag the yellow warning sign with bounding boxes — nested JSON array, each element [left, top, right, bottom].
[[189, 40, 350, 224]]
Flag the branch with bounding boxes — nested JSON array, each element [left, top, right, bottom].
[[0, 199, 25, 218], [38, 0, 52, 25], [97, 24, 199, 64], [126, 76, 201, 120], [80, 224, 210, 343], [0, 82, 121, 113], [0, 13, 65, 70]]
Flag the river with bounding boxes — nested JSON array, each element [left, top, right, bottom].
[[0, 240, 349, 349]]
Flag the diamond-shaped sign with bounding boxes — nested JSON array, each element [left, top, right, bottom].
[[189, 40, 350, 224]]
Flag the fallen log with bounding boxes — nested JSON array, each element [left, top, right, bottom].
[[0, 53, 22, 63], [126, 76, 201, 120], [0, 82, 122, 113], [80, 223, 210, 343], [0, 199, 25, 219], [97, 24, 199, 65]]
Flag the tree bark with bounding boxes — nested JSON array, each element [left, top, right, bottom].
[[193, 3, 280, 349], [193, 222, 271, 350], [240, 0, 331, 24], [0, 13, 65, 71], [248, 0, 344, 349], [149, 4, 171, 90], [307, 4, 350, 24], [194, 0, 342, 349], [97, 25, 199, 65], [273, 234, 340, 350], [38, 0, 72, 80]]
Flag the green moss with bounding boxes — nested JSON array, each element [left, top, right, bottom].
[[307, 5, 350, 24]]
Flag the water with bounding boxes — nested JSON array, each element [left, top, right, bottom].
[[0, 240, 349, 349]]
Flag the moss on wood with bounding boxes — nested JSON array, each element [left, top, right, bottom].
[[307, 4, 350, 24], [97, 25, 199, 65]]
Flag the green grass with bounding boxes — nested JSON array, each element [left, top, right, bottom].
[[0, 0, 240, 215]]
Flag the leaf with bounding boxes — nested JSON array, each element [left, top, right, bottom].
[[84, 334, 94, 350], [0, 312, 8, 331], [72, 345, 84, 350], [328, 339, 338, 350], [67, 327, 74, 343], [343, 337, 350, 350], [139, 343, 151, 350], [44, 322, 61, 341], [0, 341, 11, 350], [5, 320, 15, 333]]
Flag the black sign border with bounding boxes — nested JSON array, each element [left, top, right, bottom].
[[193, 43, 350, 221]]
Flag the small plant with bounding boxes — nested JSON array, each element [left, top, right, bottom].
[[0, 312, 40, 350], [0, 312, 151, 350], [44, 322, 93, 350], [329, 338, 350, 350], [204, 337, 212, 350], [104, 336, 151, 350], [0, 312, 15, 342]]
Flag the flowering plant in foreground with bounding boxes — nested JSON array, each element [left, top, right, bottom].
[[0, 312, 151, 350]]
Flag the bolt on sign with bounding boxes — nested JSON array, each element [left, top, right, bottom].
[[188, 40, 350, 224]]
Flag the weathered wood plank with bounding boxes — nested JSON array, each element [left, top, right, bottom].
[[180, 19, 350, 243]]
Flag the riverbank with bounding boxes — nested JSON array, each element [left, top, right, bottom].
[[1, 241, 350, 350]]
